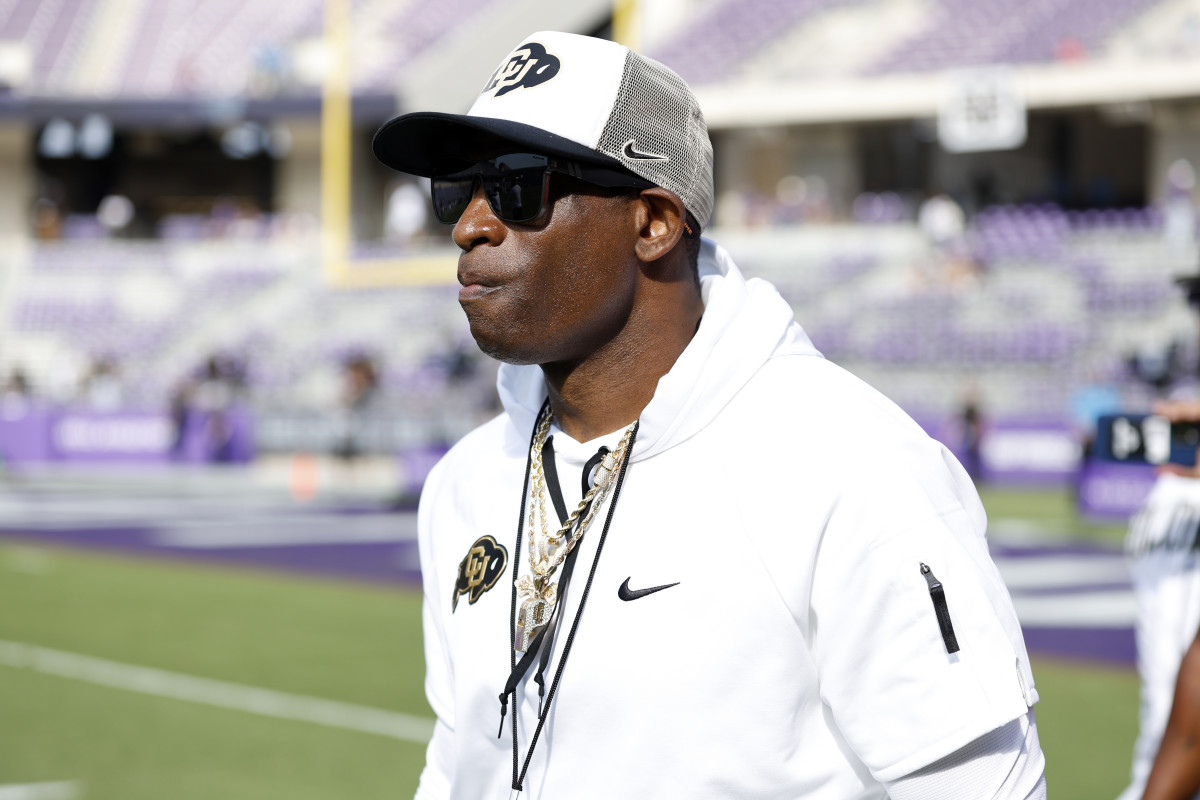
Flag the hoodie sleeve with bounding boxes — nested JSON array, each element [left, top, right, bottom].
[[807, 438, 1037, 783], [414, 458, 456, 800]]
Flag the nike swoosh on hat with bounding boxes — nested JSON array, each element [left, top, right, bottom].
[[622, 140, 669, 161]]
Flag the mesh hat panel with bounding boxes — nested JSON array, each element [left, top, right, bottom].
[[596, 52, 714, 228]]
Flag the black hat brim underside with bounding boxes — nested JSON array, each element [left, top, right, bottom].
[[372, 111, 628, 177]]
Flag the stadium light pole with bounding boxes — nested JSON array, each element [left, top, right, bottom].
[[319, 0, 457, 289], [321, 0, 352, 284], [612, 0, 639, 49]]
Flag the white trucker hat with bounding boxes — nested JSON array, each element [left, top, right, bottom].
[[372, 31, 715, 228]]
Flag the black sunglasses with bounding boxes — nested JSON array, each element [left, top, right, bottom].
[[430, 153, 656, 225]]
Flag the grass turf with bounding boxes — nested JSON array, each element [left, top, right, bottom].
[[0, 543, 430, 799], [1033, 658, 1139, 799], [978, 484, 1130, 545], [0, 665, 428, 800], [0, 486, 1140, 797]]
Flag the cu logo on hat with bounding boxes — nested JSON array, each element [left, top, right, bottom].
[[482, 42, 560, 98], [452, 535, 509, 611]]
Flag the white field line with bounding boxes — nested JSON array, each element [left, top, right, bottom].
[[0, 640, 433, 744], [152, 512, 419, 548], [0, 782, 81, 800], [1009, 590, 1138, 627], [992, 554, 1131, 590]]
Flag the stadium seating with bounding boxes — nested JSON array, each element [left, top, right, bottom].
[[5, 198, 1195, 455], [869, 0, 1160, 74], [714, 205, 1194, 424], [0, 0, 99, 90], [648, 0, 843, 85], [3, 0, 1190, 98], [4, 0, 502, 97], [646, 0, 1176, 86]]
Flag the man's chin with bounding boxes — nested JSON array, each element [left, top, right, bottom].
[[468, 329, 539, 366]]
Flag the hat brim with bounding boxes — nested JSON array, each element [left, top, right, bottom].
[[372, 111, 629, 177]]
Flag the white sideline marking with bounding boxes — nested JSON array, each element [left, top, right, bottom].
[[0, 782, 81, 800], [988, 519, 1077, 544], [1010, 590, 1138, 627], [0, 640, 434, 744], [152, 512, 419, 548], [992, 554, 1131, 590]]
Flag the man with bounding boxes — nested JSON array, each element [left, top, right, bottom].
[[1147, 623, 1200, 799], [1118, 387, 1200, 800], [1127, 406, 1200, 799], [374, 31, 1045, 799], [1116, 272, 1200, 800]]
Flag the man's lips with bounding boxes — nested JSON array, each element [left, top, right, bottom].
[[457, 259, 507, 302], [458, 282, 500, 302]]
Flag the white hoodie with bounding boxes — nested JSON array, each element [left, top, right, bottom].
[[415, 240, 1038, 800]]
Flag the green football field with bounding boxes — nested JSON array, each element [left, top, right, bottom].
[[1, 487, 1139, 799]]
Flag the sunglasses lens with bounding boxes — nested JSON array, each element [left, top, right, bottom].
[[483, 167, 546, 223], [431, 177, 477, 224], [432, 154, 552, 224]]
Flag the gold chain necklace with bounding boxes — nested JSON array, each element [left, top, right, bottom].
[[514, 410, 637, 652]]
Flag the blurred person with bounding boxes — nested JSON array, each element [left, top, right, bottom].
[[959, 388, 985, 484], [1146, 627, 1200, 800], [32, 197, 60, 239], [918, 190, 966, 250], [190, 356, 238, 462], [1118, 271, 1200, 800], [1129, 340, 1188, 395], [1165, 160, 1197, 249], [46, 351, 83, 407], [333, 354, 379, 466], [373, 31, 1045, 799], [918, 190, 978, 288], [1, 369, 32, 419], [81, 356, 123, 411], [167, 376, 194, 461], [1122, 397, 1200, 800], [386, 180, 431, 241]]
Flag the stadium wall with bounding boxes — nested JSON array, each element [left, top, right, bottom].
[[1149, 101, 1200, 200], [276, 118, 322, 223], [0, 122, 32, 240]]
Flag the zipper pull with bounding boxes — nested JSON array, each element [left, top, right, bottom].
[[920, 563, 960, 654], [497, 691, 509, 738]]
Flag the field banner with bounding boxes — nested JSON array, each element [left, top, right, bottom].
[[52, 413, 174, 460], [1076, 460, 1157, 519], [978, 422, 1079, 483], [0, 405, 54, 464], [0, 408, 254, 465], [918, 417, 1080, 485]]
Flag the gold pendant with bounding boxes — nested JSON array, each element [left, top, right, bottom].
[[530, 533, 566, 577], [515, 576, 556, 652]]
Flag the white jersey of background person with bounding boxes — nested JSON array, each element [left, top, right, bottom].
[[1118, 472, 1200, 800]]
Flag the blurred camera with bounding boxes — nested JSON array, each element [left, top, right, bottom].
[[1094, 413, 1200, 466]]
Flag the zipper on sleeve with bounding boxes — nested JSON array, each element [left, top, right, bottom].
[[920, 562, 960, 654]]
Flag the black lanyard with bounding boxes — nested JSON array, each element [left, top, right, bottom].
[[501, 405, 637, 793], [531, 437, 611, 708]]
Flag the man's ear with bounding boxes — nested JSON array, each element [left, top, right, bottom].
[[632, 187, 687, 263]]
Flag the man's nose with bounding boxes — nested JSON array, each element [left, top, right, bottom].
[[452, 182, 505, 251]]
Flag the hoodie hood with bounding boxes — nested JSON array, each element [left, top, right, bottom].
[[496, 238, 823, 460]]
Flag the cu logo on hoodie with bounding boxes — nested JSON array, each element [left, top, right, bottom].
[[482, 42, 560, 98], [452, 535, 508, 611]]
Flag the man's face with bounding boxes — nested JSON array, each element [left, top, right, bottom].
[[451, 170, 640, 367]]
